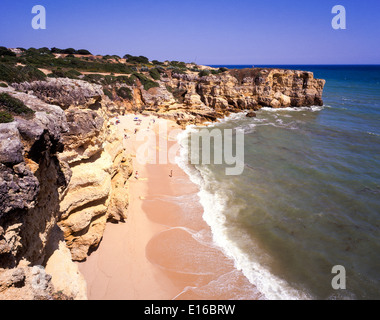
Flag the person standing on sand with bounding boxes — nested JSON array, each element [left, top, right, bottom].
[[135, 171, 139, 179], [169, 170, 173, 177]]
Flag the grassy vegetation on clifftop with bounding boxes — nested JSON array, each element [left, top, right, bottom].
[[0, 92, 35, 123]]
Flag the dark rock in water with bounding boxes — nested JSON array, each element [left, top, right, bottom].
[[246, 112, 257, 118]]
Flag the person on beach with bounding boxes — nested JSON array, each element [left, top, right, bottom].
[[135, 171, 139, 179], [169, 170, 173, 177]]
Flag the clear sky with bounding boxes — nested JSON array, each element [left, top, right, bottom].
[[1, 0, 380, 64]]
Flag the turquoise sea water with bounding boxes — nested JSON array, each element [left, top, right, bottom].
[[178, 65, 380, 299]]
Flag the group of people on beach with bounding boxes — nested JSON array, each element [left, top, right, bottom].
[[134, 170, 173, 180], [116, 115, 172, 181]]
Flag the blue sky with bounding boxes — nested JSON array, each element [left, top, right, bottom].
[[1, 0, 380, 64]]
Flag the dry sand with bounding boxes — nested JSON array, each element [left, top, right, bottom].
[[77, 114, 260, 300]]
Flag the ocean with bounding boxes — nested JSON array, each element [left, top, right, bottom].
[[176, 65, 380, 300]]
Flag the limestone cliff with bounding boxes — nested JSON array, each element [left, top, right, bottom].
[[148, 68, 325, 123], [0, 82, 132, 299], [109, 67, 325, 126]]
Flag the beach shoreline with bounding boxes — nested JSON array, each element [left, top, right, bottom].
[[77, 114, 259, 300]]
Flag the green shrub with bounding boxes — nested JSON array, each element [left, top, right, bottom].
[[123, 54, 149, 64], [76, 49, 92, 55], [152, 60, 164, 65], [0, 63, 46, 83], [210, 67, 228, 75], [132, 72, 159, 91], [116, 75, 136, 86], [63, 48, 76, 55], [103, 75, 117, 85], [65, 69, 82, 78], [0, 111, 14, 123], [103, 88, 114, 100], [0, 93, 35, 116], [37, 47, 51, 55], [149, 68, 161, 80], [103, 54, 121, 60], [47, 68, 65, 78], [170, 61, 186, 69], [143, 80, 159, 91], [51, 47, 63, 54], [82, 73, 104, 84], [0, 47, 16, 57], [0, 82, 8, 87], [116, 87, 133, 100], [48, 68, 82, 79], [171, 68, 186, 75], [198, 70, 210, 77]]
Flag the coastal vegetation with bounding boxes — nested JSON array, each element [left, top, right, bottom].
[[0, 62, 46, 83], [0, 92, 35, 123], [0, 47, 200, 100]]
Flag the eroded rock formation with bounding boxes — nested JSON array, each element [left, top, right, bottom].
[[122, 67, 325, 126], [0, 84, 132, 299]]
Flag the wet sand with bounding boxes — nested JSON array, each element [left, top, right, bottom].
[[77, 114, 259, 300]]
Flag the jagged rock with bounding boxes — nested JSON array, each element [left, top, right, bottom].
[[0, 265, 54, 300], [0, 124, 24, 165], [141, 85, 176, 107], [59, 108, 105, 164], [169, 67, 325, 113], [44, 225, 87, 300], [58, 129, 133, 260], [59, 152, 112, 218], [246, 112, 257, 118], [0, 89, 69, 218], [0, 85, 127, 297], [12, 78, 103, 109]]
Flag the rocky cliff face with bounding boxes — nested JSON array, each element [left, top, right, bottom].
[[119, 67, 325, 126], [0, 81, 132, 299]]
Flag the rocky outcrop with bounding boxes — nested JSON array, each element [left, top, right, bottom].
[[57, 109, 132, 261], [246, 112, 257, 118], [0, 81, 132, 299], [173, 68, 324, 110], [226, 68, 325, 108], [8, 79, 134, 262], [12, 78, 103, 110], [0, 264, 56, 300], [0, 88, 68, 267], [0, 87, 73, 299], [129, 67, 325, 125]]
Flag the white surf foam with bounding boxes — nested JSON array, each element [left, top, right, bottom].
[[175, 125, 311, 300], [261, 105, 324, 112]]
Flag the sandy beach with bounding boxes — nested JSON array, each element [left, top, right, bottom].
[[77, 114, 259, 300]]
